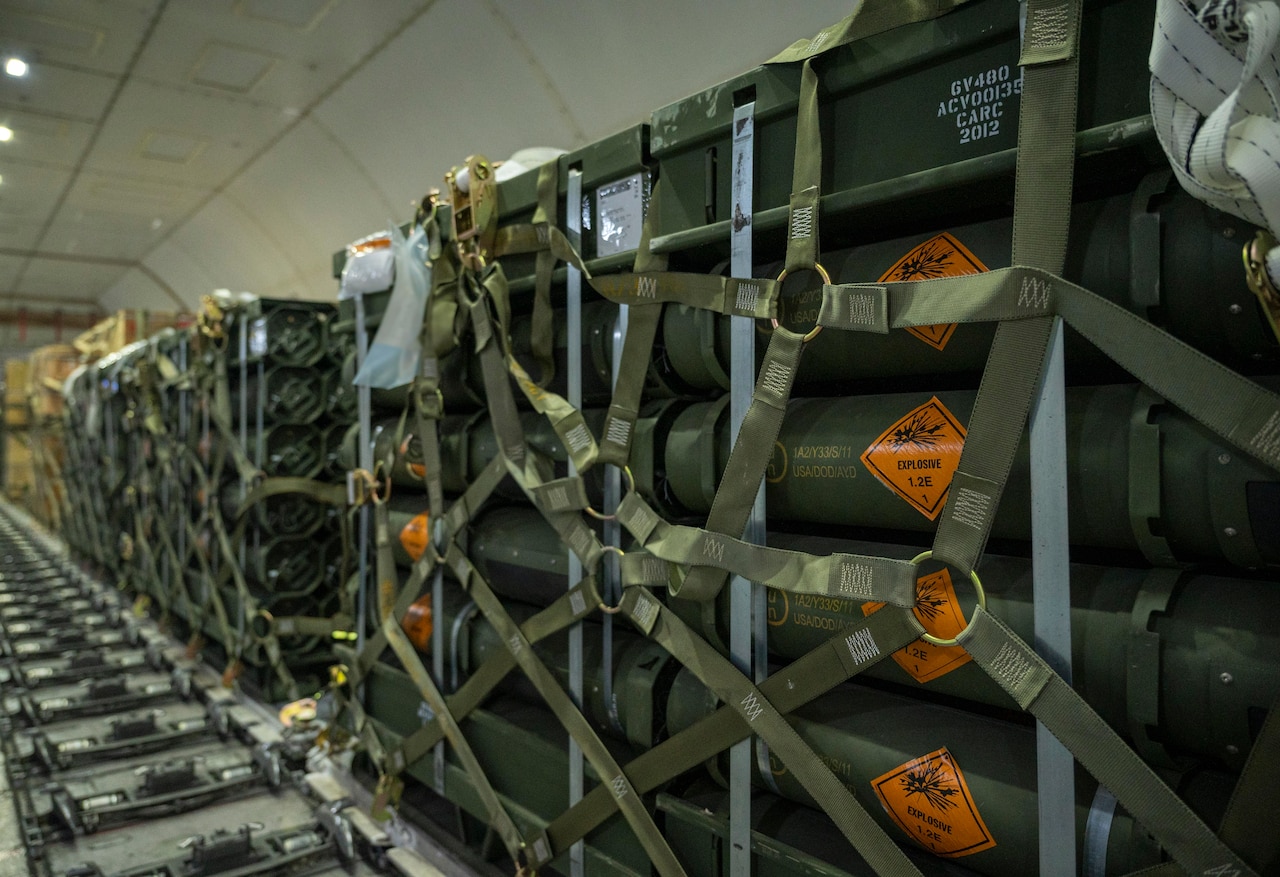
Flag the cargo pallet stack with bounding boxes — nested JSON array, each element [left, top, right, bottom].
[[59, 296, 359, 705], [26, 3, 1280, 877]]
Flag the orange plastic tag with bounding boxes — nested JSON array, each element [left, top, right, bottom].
[[407, 462, 426, 478], [278, 697, 318, 727], [878, 232, 989, 350], [399, 511, 429, 562], [872, 747, 995, 858], [401, 595, 433, 652], [861, 569, 973, 682], [860, 396, 966, 520]]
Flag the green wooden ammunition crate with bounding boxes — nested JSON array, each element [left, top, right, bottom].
[[649, 0, 1155, 252]]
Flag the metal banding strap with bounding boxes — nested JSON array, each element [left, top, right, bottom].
[[1082, 784, 1118, 877]]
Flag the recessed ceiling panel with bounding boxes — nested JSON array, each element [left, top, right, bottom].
[[0, 107, 91, 167], [189, 42, 278, 93], [236, 0, 338, 32], [40, 170, 204, 261], [313, 0, 576, 213], [85, 79, 287, 186], [137, 129, 209, 164], [134, 0, 425, 114], [0, 0, 158, 74], [0, 63, 118, 122]]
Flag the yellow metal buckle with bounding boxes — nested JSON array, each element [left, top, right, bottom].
[[446, 155, 497, 270], [910, 551, 986, 648], [1243, 230, 1280, 345], [371, 773, 404, 822]]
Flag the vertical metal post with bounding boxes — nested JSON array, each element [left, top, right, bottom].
[[1029, 316, 1076, 877], [564, 167, 586, 877], [237, 317, 248, 579], [355, 294, 372, 658], [177, 336, 188, 610], [728, 99, 757, 877]]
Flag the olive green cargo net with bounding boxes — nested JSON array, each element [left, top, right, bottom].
[[327, 2, 1280, 877]]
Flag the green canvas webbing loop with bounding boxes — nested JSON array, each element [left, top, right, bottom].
[[530, 160, 559, 387], [530, 606, 925, 869], [926, 0, 1082, 573], [784, 59, 820, 275], [956, 608, 1258, 877], [615, 491, 917, 606], [766, 0, 971, 64], [233, 476, 348, 520]]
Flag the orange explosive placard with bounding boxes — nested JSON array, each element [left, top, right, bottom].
[[399, 511, 429, 561], [862, 568, 974, 683], [872, 747, 995, 858], [878, 232, 989, 351], [401, 594, 433, 652], [860, 396, 967, 520]]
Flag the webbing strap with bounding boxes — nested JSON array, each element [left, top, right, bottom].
[[466, 279, 527, 469], [597, 303, 660, 468], [784, 59, 820, 274], [529, 160, 559, 387], [616, 587, 924, 877], [373, 498, 525, 863], [927, 0, 1081, 572], [234, 476, 348, 520], [597, 186, 668, 469], [615, 492, 916, 606], [766, 0, 970, 64], [675, 328, 805, 601], [816, 268, 1280, 474], [670, 49, 823, 602], [588, 271, 776, 318], [958, 608, 1258, 877], [446, 549, 689, 877], [1217, 695, 1280, 873], [388, 578, 600, 776], [531, 607, 925, 868]]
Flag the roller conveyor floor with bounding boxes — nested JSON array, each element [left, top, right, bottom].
[[0, 502, 487, 877]]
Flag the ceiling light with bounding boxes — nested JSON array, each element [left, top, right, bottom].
[[0, 126, 11, 142], [4, 58, 27, 78]]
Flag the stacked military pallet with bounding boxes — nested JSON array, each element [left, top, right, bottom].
[[57, 297, 359, 704], [328, 2, 1280, 877], [0, 503, 462, 877]]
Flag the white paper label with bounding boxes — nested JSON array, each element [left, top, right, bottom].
[[595, 172, 645, 257], [249, 318, 268, 358]]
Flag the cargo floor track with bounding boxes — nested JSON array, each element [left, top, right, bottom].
[[0, 502, 489, 877]]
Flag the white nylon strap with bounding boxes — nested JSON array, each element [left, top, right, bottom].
[[1150, 0, 1280, 282]]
